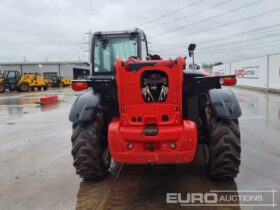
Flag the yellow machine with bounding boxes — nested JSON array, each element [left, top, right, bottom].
[[59, 76, 72, 87], [46, 78, 53, 87], [0, 70, 5, 82], [0, 70, 48, 93], [29, 73, 48, 91], [45, 75, 72, 88]]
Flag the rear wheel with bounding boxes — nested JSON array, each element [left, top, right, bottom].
[[18, 82, 30, 92], [71, 111, 111, 180], [203, 106, 241, 180]]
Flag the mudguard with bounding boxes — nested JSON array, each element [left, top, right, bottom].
[[208, 89, 241, 119], [69, 93, 101, 123]]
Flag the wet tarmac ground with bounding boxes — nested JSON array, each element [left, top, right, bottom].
[[0, 87, 279, 210]]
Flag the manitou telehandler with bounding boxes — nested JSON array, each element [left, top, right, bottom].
[[69, 29, 241, 181]]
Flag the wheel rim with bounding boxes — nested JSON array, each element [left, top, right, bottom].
[[22, 85, 27, 91]]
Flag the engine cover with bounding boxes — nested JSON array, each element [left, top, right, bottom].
[[114, 57, 185, 126]]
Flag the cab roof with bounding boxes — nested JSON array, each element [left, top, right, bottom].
[[93, 29, 144, 37]]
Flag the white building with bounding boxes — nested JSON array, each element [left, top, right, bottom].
[[213, 53, 280, 92], [0, 61, 90, 80]]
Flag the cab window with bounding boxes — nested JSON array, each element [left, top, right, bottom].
[[93, 36, 138, 74], [7, 71, 16, 78]]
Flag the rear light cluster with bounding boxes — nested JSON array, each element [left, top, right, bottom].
[[72, 81, 88, 91], [220, 76, 237, 86]]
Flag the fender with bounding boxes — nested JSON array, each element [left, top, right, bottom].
[[208, 89, 241, 119], [69, 93, 102, 123]]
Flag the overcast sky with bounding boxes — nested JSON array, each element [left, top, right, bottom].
[[1, 0, 280, 64]]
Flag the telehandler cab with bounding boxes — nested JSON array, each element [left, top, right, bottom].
[[69, 29, 241, 181]]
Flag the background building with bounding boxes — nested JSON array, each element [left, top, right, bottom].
[[0, 61, 90, 80], [213, 53, 280, 92]]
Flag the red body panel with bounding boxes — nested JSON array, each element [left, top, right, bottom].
[[115, 58, 184, 127], [108, 57, 197, 164], [109, 120, 197, 164]]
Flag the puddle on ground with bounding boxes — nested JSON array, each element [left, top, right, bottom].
[[0, 97, 39, 105]]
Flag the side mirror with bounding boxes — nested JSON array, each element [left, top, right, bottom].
[[188, 43, 196, 65], [188, 43, 196, 56]]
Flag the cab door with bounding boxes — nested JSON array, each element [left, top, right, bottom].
[[6, 71, 20, 90]]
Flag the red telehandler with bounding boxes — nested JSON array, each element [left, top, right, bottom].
[[69, 29, 241, 181]]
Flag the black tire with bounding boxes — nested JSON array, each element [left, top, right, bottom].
[[38, 86, 42, 91], [0, 83, 5, 93], [18, 82, 30, 92], [71, 111, 111, 181], [203, 106, 241, 180], [43, 86, 48, 91]]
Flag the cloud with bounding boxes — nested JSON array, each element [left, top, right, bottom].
[[0, 0, 280, 64]]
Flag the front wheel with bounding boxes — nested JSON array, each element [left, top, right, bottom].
[[71, 111, 111, 180], [18, 82, 30, 92], [203, 106, 241, 180]]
